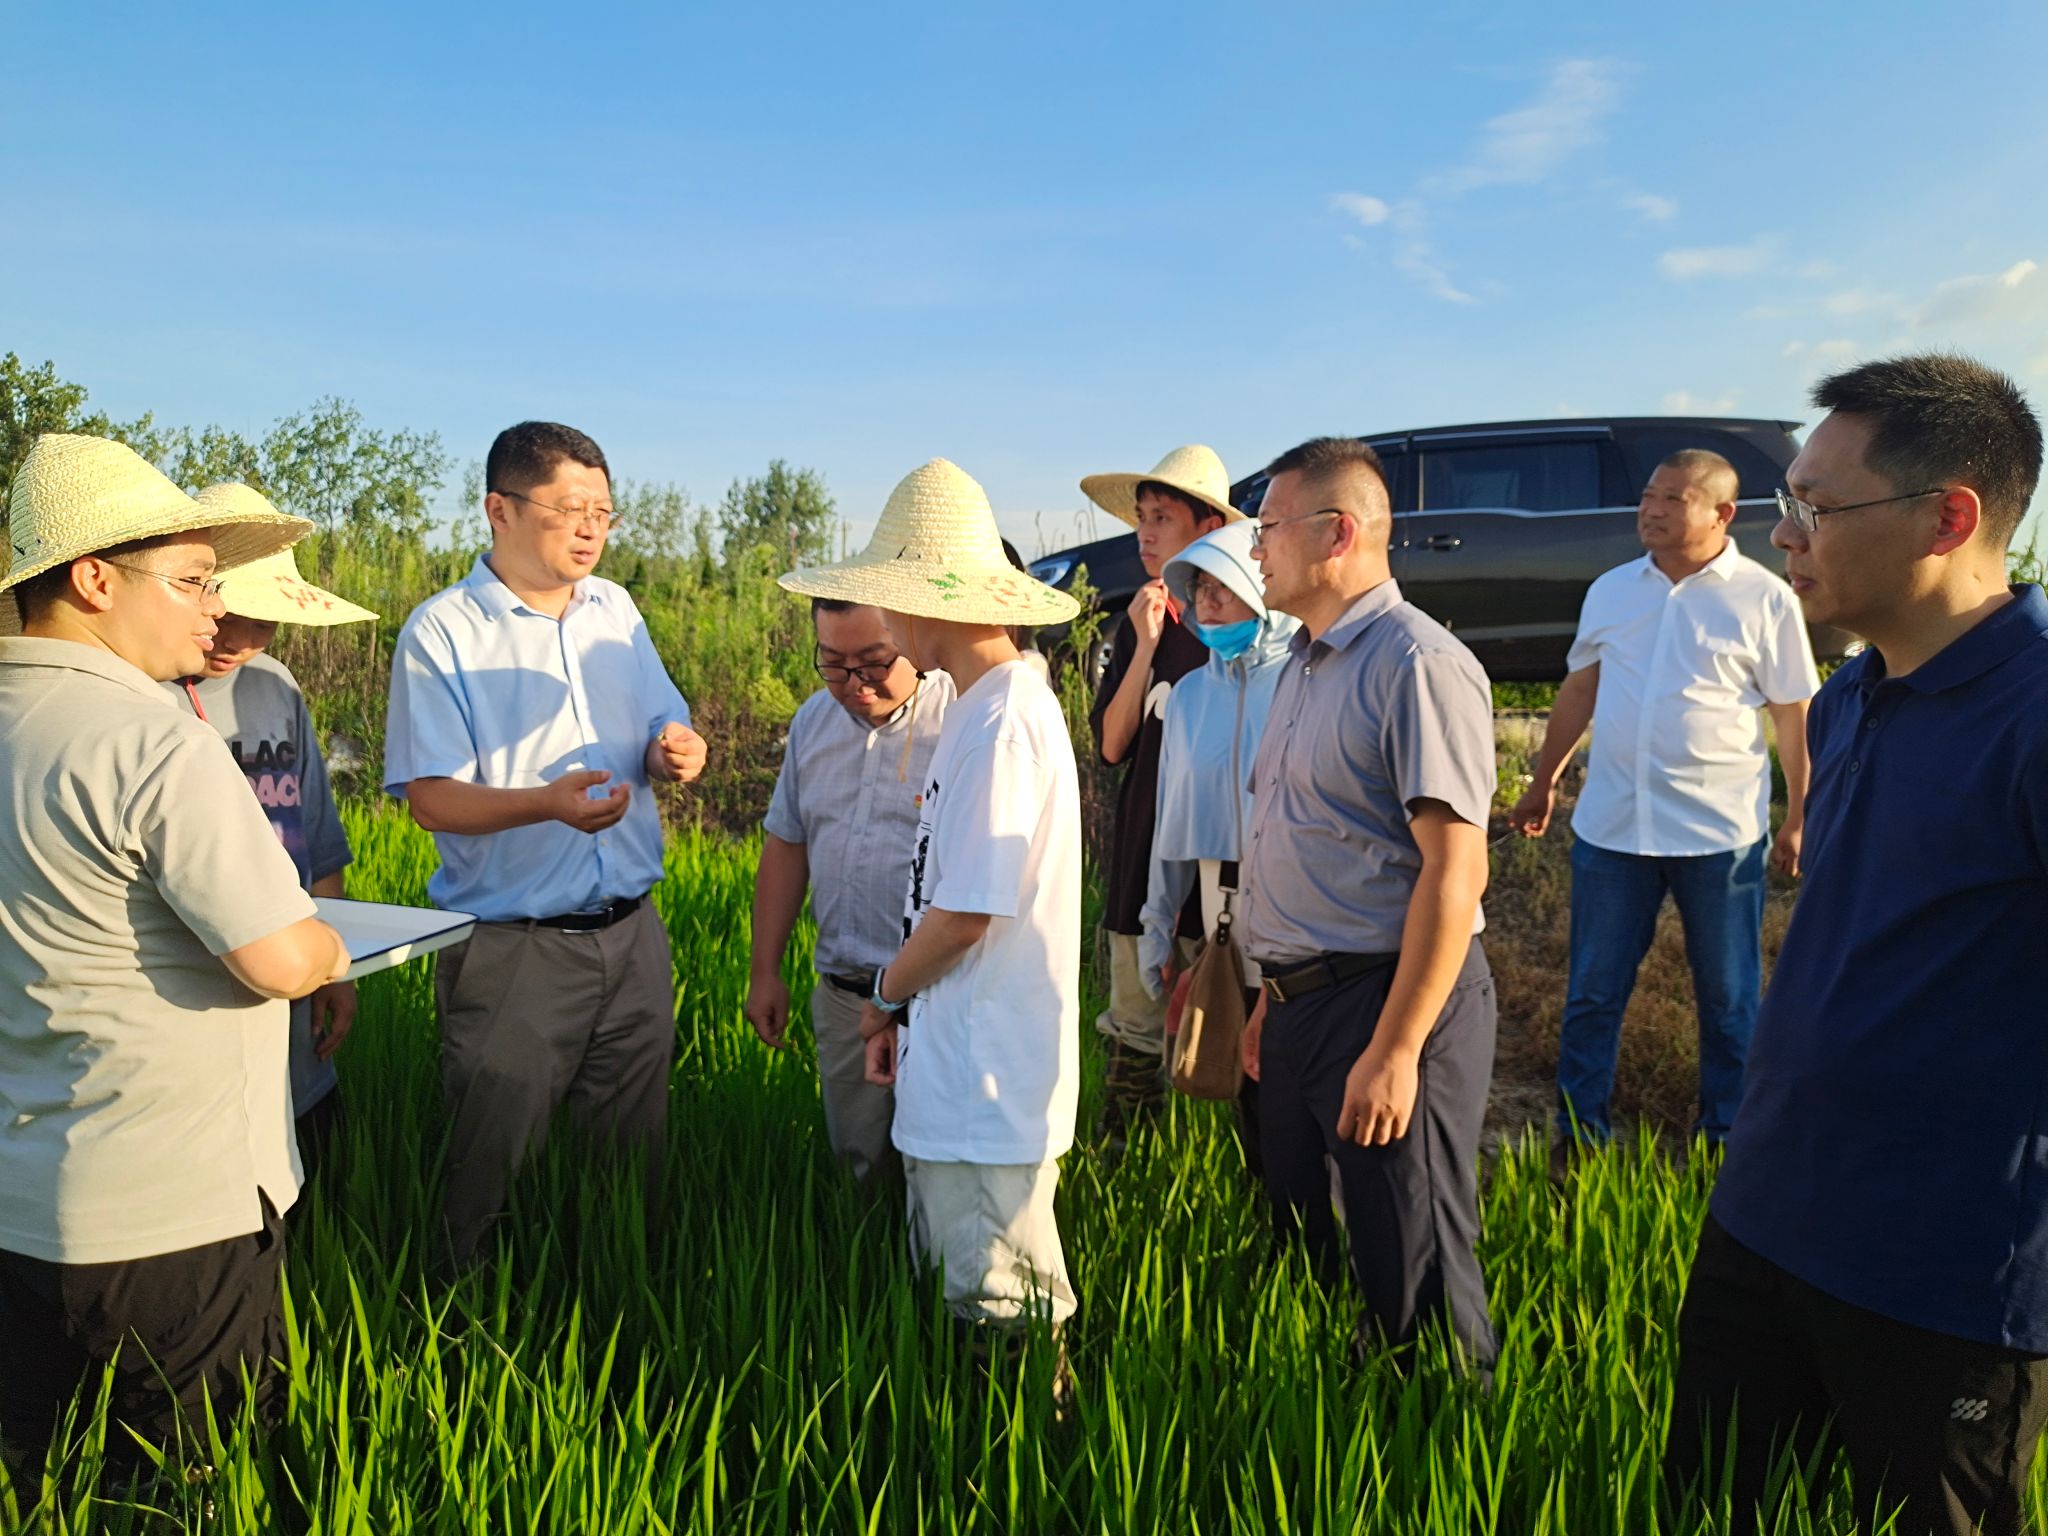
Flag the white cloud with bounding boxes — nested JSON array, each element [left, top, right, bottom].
[[1783, 339, 1860, 367], [1624, 192, 1677, 222], [1395, 240, 1477, 304], [1432, 58, 1626, 194], [1329, 192, 1390, 228], [1916, 258, 2042, 328], [1662, 389, 1740, 415], [1657, 236, 1775, 281], [1822, 287, 1906, 319]]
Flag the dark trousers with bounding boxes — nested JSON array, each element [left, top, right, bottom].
[[0, 1195, 285, 1472], [1556, 836, 1766, 1142], [293, 1088, 345, 1195], [437, 900, 676, 1267], [1667, 1216, 2048, 1536], [1257, 938, 1498, 1368]]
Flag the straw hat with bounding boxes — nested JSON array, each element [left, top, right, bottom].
[[1, 434, 310, 636], [197, 487, 378, 625], [778, 458, 1080, 626], [1079, 444, 1244, 528]]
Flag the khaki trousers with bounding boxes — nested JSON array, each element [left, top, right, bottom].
[[807, 980, 898, 1184], [904, 1156, 1077, 1329], [436, 901, 675, 1266], [1094, 929, 1172, 1056]]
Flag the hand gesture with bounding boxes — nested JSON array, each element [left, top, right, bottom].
[[545, 769, 631, 834], [1770, 819, 1803, 879], [1127, 580, 1170, 653], [648, 722, 708, 785], [1508, 780, 1555, 838], [1241, 991, 1267, 1082], [745, 972, 791, 1048], [864, 1023, 899, 1086], [309, 980, 358, 1061], [1336, 1046, 1419, 1147]]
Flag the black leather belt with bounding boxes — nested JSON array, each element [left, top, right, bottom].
[[1260, 951, 1398, 1005], [825, 973, 871, 997], [533, 895, 644, 932]]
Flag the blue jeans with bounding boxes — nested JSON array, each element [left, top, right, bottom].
[[1554, 836, 1767, 1143]]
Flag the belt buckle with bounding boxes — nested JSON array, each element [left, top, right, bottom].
[[1261, 975, 1287, 1004]]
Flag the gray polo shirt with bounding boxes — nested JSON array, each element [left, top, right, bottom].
[[1240, 580, 1495, 966], [0, 639, 316, 1264], [762, 672, 954, 978]]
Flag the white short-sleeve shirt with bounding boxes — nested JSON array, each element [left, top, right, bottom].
[[891, 662, 1082, 1166], [1567, 543, 1821, 857], [0, 639, 316, 1264]]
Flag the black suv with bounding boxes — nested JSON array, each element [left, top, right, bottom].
[[1029, 416, 1846, 682]]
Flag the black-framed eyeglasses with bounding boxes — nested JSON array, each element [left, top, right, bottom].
[[1774, 486, 1949, 533], [1248, 507, 1343, 551], [814, 650, 902, 686], [493, 488, 622, 532], [105, 562, 225, 600]]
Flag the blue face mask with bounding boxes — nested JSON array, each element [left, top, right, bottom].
[[1194, 618, 1261, 661]]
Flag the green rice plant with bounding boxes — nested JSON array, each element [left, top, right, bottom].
[[0, 803, 1995, 1533]]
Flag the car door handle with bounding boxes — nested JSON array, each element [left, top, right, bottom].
[[1422, 533, 1463, 550]]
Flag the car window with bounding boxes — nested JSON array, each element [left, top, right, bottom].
[[1418, 439, 1602, 513], [1619, 428, 1789, 501]]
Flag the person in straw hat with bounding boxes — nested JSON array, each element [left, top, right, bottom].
[[166, 486, 381, 1187], [0, 435, 350, 1473], [384, 420, 706, 1270], [1078, 445, 1239, 1155], [779, 458, 1084, 1344]]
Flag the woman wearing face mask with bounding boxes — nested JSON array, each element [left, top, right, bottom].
[[1138, 520, 1299, 1166]]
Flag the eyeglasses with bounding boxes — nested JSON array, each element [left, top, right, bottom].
[[494, 489, 622, 532], [105, 562, 225, 600], [1248, 508, 1343, 551], [815, 651, 902, 686], [1774, 486, 1949, 533]]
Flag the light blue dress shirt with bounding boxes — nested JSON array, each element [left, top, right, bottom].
[[383, 555, 690, 921]]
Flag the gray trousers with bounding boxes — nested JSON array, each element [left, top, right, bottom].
[[1257, 937, 1498, 1368], [436, 900, 675, 1265], [808, 980, 897, 1185]]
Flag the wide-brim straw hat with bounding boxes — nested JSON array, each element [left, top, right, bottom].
[[196, 486, 378, 626], [1, 434, 311, 636], [778, 458, 1081, 626], [1080, 443, 1244, 528]]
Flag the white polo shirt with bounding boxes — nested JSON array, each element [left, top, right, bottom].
[[1567, 542, 1820, 858], [0, 639, 316, 1264]]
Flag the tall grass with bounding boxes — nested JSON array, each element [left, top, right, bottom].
[[1, 806, 2003, 1533]]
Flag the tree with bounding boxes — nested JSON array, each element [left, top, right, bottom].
[[611, 480, 693, 561], [257, 397, 450, 551], [717, 460, 835, 570], [1, 353, 169, 515]]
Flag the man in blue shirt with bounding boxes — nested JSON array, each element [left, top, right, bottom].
[[385, 421, 706, 1267], [1666, 355, 2048, 1536]]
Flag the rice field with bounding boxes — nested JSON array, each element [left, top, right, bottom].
[[0, 804, 1997, 1533]]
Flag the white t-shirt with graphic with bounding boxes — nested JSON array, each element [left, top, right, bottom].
[[892, 660, 1082, 1166]]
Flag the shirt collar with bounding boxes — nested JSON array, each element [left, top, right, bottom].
[[1856, 584, 2048, 696], [1637, 540, 1743, 585], [1290, 577, 1404, 658], [465, 553, 599, 621], [0, 636, 183, 705]]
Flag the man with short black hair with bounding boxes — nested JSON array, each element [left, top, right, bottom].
[[386, 420, 707, 1267], [1666, 354, 2048, 1536], [1510, 447, 1818, 1159], [746, 598, 952, 1185], [1238, 435, 1498, 1370], [1079, 445, 1237, 1150]]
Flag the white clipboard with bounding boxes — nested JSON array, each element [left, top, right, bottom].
[[313, 897, 477, 982]]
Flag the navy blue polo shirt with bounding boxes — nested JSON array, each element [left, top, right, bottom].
[[1712, 585, 2048, 1351]]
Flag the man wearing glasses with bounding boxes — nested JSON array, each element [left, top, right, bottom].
[[1508, 448, 1818, 1170], [1667, 356, 2048, 1536], [744, 600, 952, 1186], [1237, 437, 1498, 1372], [385, 420, 707, 1268]]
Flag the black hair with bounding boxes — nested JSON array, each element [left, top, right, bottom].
[[1263, 436, 1389, 498], [1133, 480, 1225, 530], [484, 421, 610, 498], [12, 532, 182, 627]]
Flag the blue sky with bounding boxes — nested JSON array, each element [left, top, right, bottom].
[[6, 0, 2046, 552]]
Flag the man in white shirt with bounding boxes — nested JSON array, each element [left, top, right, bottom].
[[746, 598, 953, 1185], [777, 458, 1083, 1340], [1510, 448, 1819, 1158]]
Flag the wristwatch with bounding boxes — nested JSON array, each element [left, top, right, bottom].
[[870, 966, 911, 1015]]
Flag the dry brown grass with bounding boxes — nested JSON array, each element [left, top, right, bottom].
[[1483, 718, 1798, 1143]]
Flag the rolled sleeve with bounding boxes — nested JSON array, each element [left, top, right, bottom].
[[132, 734, 318, 956], [384, 615, 476, 796], [1382, 648, 1496, 828]]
